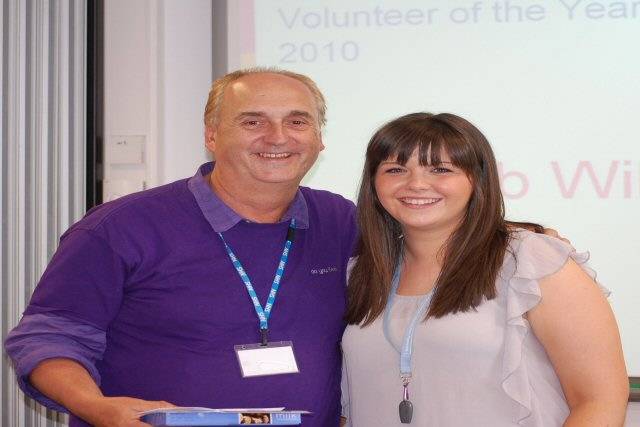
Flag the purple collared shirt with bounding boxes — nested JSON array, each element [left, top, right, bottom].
[[5, 162, 357, 426]]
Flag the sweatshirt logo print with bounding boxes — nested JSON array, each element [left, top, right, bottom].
[[310, 266, 338, 275]]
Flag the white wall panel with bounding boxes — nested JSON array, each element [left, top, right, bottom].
[[1, 0, 86, 425]]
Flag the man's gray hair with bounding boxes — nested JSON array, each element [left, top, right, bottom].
[[203, 67, 327, 128]]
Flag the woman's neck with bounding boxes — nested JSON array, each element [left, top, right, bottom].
[[402, 227, 451, 265], [396, 229, 451, 296]]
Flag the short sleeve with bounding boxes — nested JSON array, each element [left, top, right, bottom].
[[500, 230, 603, 425]]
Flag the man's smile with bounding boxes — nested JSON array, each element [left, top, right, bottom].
[[256, 152, 293, 159]]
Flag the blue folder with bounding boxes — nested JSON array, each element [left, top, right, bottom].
[[140, 408, 305, 426]]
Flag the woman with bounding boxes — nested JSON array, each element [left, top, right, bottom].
[[341, 113, 628, 426]]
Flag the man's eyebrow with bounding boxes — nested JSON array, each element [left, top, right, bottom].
[[287, 110, 314, 119], [234, 111, 266, 121], [233, 110, 315, 121]]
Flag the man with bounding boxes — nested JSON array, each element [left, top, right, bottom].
[[5, 68, 358, 426]]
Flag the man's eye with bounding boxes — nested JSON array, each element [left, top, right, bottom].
[[289, 119, 309, 127], [240, 118, 265, 126]]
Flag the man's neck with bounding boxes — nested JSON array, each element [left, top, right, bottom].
[[208, 171, 298, 224]]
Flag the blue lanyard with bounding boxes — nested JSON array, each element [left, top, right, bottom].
[[383, 263, 434, 382], [218, 219, 296, 345]]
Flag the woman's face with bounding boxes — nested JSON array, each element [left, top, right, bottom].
[[374, 148, 473, 236]]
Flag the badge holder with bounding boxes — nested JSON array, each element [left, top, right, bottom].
[[234, 340, 299, 378]]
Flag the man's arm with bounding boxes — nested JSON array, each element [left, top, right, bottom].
[[4, 312, 107, 411], [30, 358, 172, 427], [5, 313, 173, 426]]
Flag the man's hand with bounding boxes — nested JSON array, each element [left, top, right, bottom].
[[83, 396, 174, 427], [506, 221, 572, 245], [29, 358, 174, 426], [541, 227, 572, 245]]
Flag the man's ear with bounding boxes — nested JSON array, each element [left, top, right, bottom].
[[204, 126, 216, 153]]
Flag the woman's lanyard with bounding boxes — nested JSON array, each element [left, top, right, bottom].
[[218, 218, 296, 346], [383, 265, 434, 424]]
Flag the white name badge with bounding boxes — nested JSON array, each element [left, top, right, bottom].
[[234, 341, 300, 377]]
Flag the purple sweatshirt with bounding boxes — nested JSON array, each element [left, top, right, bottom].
[[5, 162, 357, 426]]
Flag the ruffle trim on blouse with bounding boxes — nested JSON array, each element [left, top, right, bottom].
[[500, 230, 606, 426]]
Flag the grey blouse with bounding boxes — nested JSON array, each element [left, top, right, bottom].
[[341, 230, 600, 426]]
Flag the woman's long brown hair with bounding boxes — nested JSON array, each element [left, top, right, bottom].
[[346, 112, 512, 326]]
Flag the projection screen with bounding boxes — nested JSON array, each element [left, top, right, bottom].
[[218, 0, 640, 376]]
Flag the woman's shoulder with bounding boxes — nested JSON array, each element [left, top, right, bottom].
[[498, 228, 601, 333], [505, 228, 593, 282]]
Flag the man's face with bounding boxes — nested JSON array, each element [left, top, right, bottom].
[[206, 73, 324, 190]]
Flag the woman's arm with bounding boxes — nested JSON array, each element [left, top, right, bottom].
[[528, 258, 628, 426], [340, 347, 351, 427]]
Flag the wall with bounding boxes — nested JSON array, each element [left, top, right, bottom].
[[103, 0, 212, 199]]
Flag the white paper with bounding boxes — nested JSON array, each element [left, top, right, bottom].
[[236, 345, 299, 377], [138, 407, 287, 416]]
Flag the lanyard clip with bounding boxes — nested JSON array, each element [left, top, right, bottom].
[[260, 328, 269, 346], [286, 226, 296, 242], [401, 375, 411, 386]]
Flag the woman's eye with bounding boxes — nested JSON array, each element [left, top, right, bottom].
[[385, 167, 404, 174], [432, 167, 452, 174]]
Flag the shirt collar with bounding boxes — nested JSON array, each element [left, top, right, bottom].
[[187, 162, 309, 232]]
